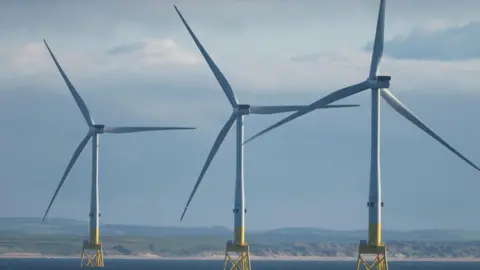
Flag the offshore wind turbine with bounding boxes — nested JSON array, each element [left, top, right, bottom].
[[244, 0, 480, 269], [173, 6, 359, 270], [42, 40, 196, 268]]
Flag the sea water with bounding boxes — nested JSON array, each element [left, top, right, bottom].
[[0, 259, 479, 269]]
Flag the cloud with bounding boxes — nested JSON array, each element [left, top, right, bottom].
[[104, 39, 202, 72], [3, 35, 480, 100], [139, 39, 201, 66], [285, 49, 480, 97], [4, 42, 52, 78], [106, 42, 146, 55], [368, 21, 480, 61], [0, 41, 105, 84], [106, 39, 200, 66], [0, 39, 203, 87], [4, 0, 480, 99]]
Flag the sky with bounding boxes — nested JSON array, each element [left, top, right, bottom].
[[2, 0, 480, 233]]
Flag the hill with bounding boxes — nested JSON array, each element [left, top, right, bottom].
[[1, 217, 480, 259]]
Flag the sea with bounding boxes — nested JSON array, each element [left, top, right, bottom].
[[0, 259, 479, 270]]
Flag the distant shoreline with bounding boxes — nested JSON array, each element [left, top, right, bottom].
[[1, 253, 480, 262]]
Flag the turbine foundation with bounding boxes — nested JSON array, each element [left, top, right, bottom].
[[81, 241, 104, 268], [223, 240, 251, 270], [355, 241, 388, 270]]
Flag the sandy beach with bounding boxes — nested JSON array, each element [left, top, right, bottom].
[[1, 253, 480, 262]]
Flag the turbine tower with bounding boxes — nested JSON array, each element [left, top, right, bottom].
[[42, 40, 196, 268], [244, 1, 480, 269], [173, 6, 359, 270]]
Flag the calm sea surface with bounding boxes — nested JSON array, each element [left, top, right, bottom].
[[0, 259, 479, 269]]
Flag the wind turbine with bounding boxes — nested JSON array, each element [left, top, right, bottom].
[[244, 1, 480, 269], [42, 39, 196, 268], [173, 6, 359, 270]]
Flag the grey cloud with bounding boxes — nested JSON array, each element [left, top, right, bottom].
[[367, 21, 480, 61], [3, 0, 480, 42], [0, 0, 251, 41]]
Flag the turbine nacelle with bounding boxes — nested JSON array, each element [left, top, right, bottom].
[[235, 104, 251, 115], [90, 124, 105, 134], [368, 75, 391, 89]]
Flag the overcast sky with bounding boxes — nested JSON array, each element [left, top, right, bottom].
[[2, 0, 480, 233]]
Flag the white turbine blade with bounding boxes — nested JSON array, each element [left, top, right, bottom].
[[368, 0, 386, 79], [43, 39, 94, 126], [380, 89, 480, 171], [249, 104, 360, 115], [43, 132, 93, 221], [103, 126, 196, 134], [180, 114, 237, 221], [174, 5, 239, 108], [244, 81, 370, 144]]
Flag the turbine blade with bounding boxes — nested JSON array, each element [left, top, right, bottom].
[[43, 39, 94, 126], [380, 88, 480, 171], [368, 0, 386, 79], [244, 81, 370, 144], [43, 132, 93, 221], [103, 126, 196, 134], [180, 114, 237, 221], [249, 104, 360, 115], [173, 5, 239, 108]]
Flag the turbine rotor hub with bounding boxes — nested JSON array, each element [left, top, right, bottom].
[[236, 104, 251, 115], [368, 75, 391, 89], [91, 124, 105, 133]]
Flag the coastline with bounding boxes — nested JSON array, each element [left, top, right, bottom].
[[1, 253, 480, 262]]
